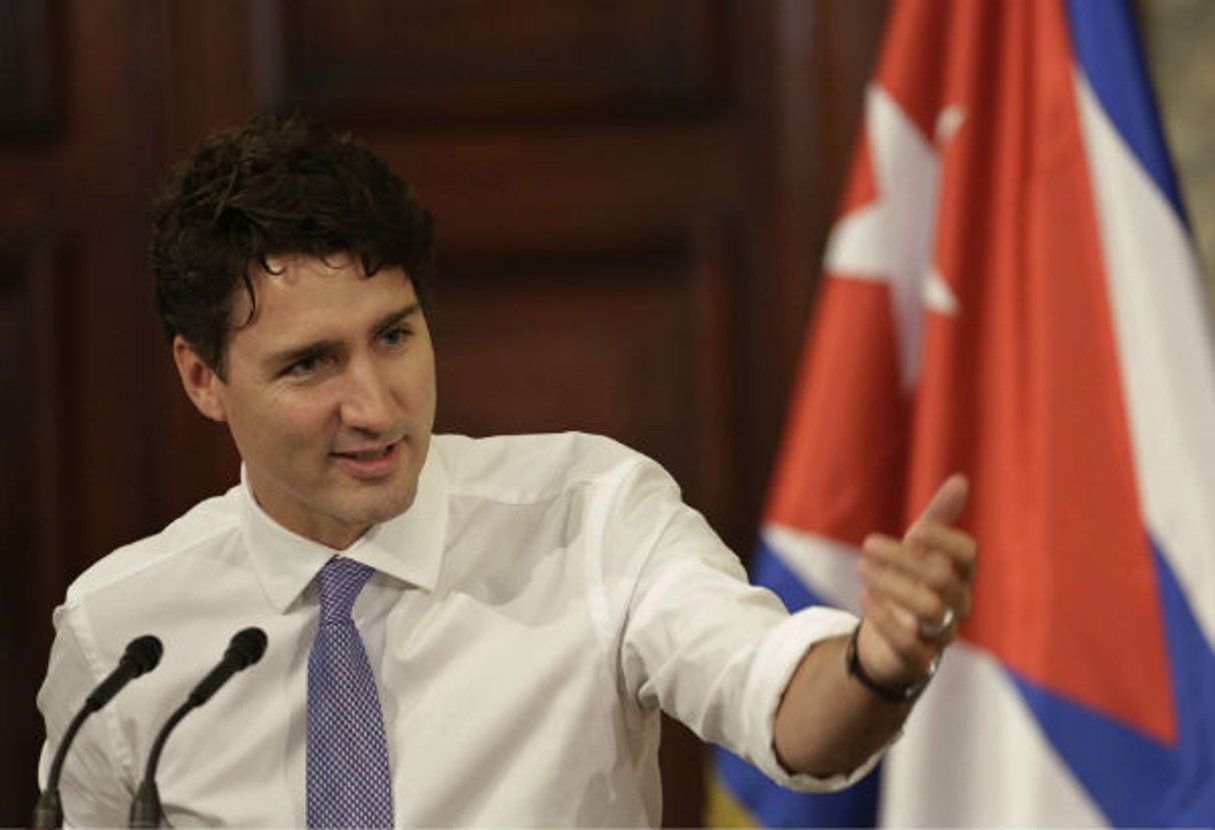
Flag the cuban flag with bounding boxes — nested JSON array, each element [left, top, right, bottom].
[[709, 0, 1215, 825]]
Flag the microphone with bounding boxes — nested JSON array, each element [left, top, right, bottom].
[[32, 635, 163, 830], [129, 628, 267, 829]]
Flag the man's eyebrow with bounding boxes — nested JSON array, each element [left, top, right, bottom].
[[371, 302, 423, 335]]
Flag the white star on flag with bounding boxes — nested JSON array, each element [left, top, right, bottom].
[[823, 85, 964, 390]]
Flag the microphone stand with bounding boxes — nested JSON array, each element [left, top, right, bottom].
[[30, 705, 93, 828], [128, 700, 194, 828]]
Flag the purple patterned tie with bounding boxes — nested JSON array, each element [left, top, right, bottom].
[[307, 558, 394, 828]]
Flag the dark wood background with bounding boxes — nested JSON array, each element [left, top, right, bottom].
[[0, 1, 888, 824]]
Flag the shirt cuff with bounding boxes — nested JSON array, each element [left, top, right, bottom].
[[743, 605, 893, 792]]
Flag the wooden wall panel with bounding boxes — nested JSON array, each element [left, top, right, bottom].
[[0, 244, 63, 818], [435, 250, 698, 436], [433, 234, 736, 514], [0, 0, 58, 139], [373, 124, 736, 253], [1, 3, 67, 820], [275, 0, 725, 122]]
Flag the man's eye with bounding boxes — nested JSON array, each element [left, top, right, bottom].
[[284, 357, 321, 376], [381, 326, 411, 346]]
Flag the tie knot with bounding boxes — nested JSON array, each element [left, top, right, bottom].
[[316, 558, 374, 624]]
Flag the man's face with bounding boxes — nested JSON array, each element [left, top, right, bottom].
[[175, 253, 437, 549]]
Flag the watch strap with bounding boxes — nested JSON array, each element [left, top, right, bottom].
[[845, 622, 937, 703]]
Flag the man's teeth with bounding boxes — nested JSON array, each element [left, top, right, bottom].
[[345, 446, 391, 461]]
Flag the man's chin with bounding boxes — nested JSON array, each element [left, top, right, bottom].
[[344, 484, 418, 527]]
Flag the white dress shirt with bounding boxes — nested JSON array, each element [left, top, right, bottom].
[[38, 432, 872, 827]]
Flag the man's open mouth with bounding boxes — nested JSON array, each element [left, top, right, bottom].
[[333, 443, 397, 461]]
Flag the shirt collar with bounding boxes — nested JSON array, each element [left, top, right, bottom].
[[240, 447, 449, 612]]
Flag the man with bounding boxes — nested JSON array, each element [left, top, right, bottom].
[[37, 115, 976, 827]]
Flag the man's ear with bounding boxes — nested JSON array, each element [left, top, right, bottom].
[[173, 336, 228, 423]]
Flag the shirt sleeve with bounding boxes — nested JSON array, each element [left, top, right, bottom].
[[608, 454, 886, 792], [37, 603, 138, 828]]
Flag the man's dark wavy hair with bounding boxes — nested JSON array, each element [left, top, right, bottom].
[[150, 113, 434, 377]]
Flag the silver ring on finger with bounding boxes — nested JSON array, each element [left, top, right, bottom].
[[920, 606, 955, 640]]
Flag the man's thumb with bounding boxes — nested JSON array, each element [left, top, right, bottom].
[[912, 473, 969, 530]]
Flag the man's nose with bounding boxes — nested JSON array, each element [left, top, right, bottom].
[[339, 357, 397, 432]]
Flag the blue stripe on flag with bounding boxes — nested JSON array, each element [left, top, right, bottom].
[[1012, 539, 1215, 826], [1062, 0, 1187, 219], [713, 745, 881, 829], [712, 537, 881, 828], [750, 534, 826, 613]]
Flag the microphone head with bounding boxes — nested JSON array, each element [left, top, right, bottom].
[[226, 627, 268, 669], [124, 635, 164, 676]]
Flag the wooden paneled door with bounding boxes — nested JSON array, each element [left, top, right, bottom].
[[0, 1, 886, 824]]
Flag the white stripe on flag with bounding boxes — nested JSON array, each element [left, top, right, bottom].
[[881, 640, 1106, 827], [1074, 70, 1215, 649]]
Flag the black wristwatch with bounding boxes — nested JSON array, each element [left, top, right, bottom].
[[845, 623, 937, 703]]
